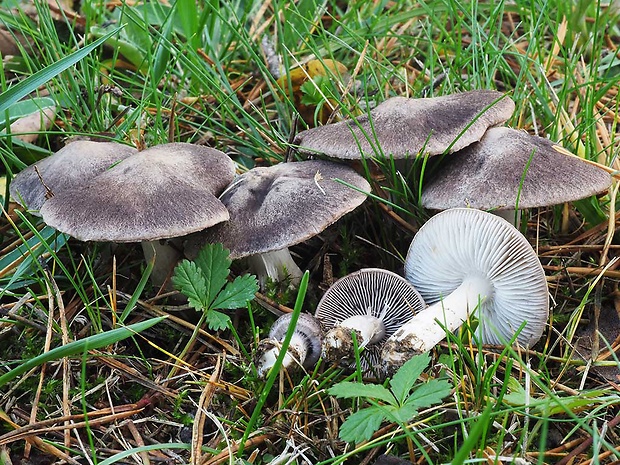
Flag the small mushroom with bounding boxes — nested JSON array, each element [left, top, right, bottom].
[[30, 142, 235, 286], [294, 90, 515, 159], [254, 312, 322, 377], [421, 127, 611, 219], [184, 160, 371, 288], [10, 140, 138, 212], [315, 268, 425, 372], [382, 208, 549, 370]]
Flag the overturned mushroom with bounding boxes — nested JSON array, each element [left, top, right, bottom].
[[254, 312, 323, 377], [294, 90, 514, 159], [184, 160, 371, 288], [315, 268, 425, 373], [382, 208, 549, 370]]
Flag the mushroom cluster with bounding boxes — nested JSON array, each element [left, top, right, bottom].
[[11, 140, 371, 291], [287, 88, 611, 373], [11, 141, 237, 287], [11, 87, 612, 379]]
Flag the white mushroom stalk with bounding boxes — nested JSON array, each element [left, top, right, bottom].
[[382, 208, 549, 370], [247, 249, 304, 288], [254, 313, 322, 378], [315, 268, 425, 372]]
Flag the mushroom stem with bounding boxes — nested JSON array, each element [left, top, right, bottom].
[[322, 314, 386, 362], [247, 248, 304, 289], [255, 332, 309, 378], [382, 275, 493, 366], [493, 209, 520, 228], [141, 240, 182, 290]]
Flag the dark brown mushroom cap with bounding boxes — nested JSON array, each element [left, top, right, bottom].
[[10, 140, 137, 212], [293, 90, 515, 159], [39, 143, 235, 242], [185, 160, 370, 259], [421, 127, 612, 211]]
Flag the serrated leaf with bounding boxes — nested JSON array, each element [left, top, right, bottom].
[[389, 353, 431, 405], [210, 274, 258, 310], [206, 310, 231, 332], [193, 243, 231, 309], [502, 376, 527, 406], [338, 406, 385, 443], [383, 403, 420, 424], [328, 382, 395, 404], [403, 379, 452, 410], [172, 260, 209, 311]]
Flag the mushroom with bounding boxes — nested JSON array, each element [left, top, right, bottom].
[[315, 268, 425, 372], [32, 142, 235, 286], [421, 127, 611, 222], [184, 160, 371, 288], [9, 140, 138, 212], [382, 208, 549, 370], [293, 90, 515, 159], [254, 312, 322, 377]]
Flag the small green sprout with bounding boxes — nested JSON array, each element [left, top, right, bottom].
[[172, 243, 258, 331], [328, 353, 452, 443]]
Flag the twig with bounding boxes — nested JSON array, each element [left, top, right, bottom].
[[555, 412, 620, 465], [192, 356, 223, 465], [200, 434, 275, 465]]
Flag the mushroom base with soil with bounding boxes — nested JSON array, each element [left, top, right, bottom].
[[382, 274, 492, 367], [322, 314, 385, 364], [254, 312, 322, 377]]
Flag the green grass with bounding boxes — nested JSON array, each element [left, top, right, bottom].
[[1, 0, 620, 463]]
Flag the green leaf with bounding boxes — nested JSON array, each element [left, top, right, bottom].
[[339, 406, 386, 443], [389, 352, 431, 405], [403, 379, 452, 410], [0, 317, 165, 387], [172, 260, 209, 311], [206, 310, 231, 332], [501, 376, 527, 406], [328, 382, 396, 404], [383, 403, 420, 424], [0, 29, 120, 114], [194, 243, 231, 309], [210, 274, 258, 310]]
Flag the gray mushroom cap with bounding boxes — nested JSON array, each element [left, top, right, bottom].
[[404, 208, 548, 346], [293, 90, 515, 159], [315, 268, 425, 370], [421, 127, 612, 211], [38, 143, 235, 242], [184, 160, 371, 259], [10, 140, 138, 212]]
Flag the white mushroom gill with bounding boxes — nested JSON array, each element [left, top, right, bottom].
[[382, 208, 549, 369], [316, 268, 425, 371]]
